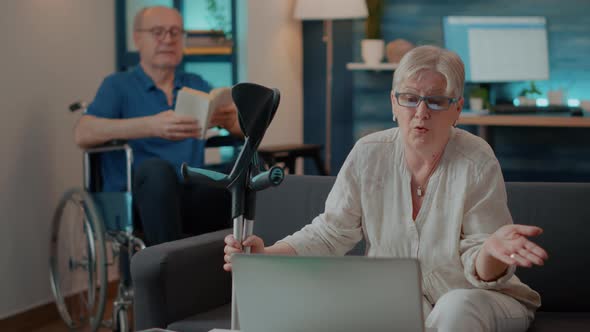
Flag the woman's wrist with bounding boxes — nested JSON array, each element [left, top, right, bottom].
[[476, 241, 508, 281], [266, 242, 297, 256]]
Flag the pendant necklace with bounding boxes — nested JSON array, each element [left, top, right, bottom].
[[416, 153, 443, 198]]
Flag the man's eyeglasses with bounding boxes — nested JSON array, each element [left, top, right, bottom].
[[136, 26, 186, 41], [394, 92, 458, 111]]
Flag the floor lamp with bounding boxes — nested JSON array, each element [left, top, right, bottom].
[[294, 0, 367, 174]]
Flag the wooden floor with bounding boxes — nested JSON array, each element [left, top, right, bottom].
[[29, 320, 113, 332], [1, 281, 132, 332], [28, 302, 120, 332], [13, 300, 125, 332], [20, 301, 132, 332]]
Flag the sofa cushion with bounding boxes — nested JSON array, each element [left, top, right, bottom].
[[167, 304, 231, 332], [528, 312, 590, 331]]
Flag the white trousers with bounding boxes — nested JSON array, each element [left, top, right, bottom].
[[424, 289, 533, 332]]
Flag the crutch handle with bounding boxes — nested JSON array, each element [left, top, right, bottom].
[[181, 163, 230, 189], [249, 166, 284, 191]]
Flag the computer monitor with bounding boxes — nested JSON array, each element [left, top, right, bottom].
[[443, 16, 549, 83]]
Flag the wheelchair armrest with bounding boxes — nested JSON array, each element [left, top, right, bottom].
[[131, 228, 232, 330], [83, 141, 133, 192], [84, 140, 129, 153]]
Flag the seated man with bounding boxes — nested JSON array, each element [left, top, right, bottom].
[[74, 6, 241, 246]]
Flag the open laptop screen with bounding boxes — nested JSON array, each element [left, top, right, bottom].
[[233, 255, 425, 332]]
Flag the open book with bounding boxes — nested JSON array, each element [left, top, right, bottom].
[[175, 87, 233, 138]]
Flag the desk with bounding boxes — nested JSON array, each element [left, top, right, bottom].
[[459, 113, 590, 127], [258, 144, 327, 175], [458, 113, 590, 144]]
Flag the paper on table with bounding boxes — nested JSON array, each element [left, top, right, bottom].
[[175, 87, 233, 138]]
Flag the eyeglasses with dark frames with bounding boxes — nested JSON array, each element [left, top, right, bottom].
[[394, 92, 458, 111], [135, 26, 186, 41]]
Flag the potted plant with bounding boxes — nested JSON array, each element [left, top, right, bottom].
[[518, 81, 542, 106], [361, 0, 384, 65], [206, 0, 231, 39], [469, 86, 489, 111]]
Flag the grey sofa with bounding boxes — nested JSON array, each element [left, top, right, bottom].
[[131, 175, 590, 332]]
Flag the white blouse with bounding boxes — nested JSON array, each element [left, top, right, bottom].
[[280, 127, 541, 311]]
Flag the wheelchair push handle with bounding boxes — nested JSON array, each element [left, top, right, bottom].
[[69, 101, 88, 112], [249, 166, 284, 191], [181, 163, 230, 189]]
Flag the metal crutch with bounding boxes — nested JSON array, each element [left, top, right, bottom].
[[181, 82, 284, 330]]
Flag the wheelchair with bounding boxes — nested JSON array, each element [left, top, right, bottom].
[[49, 101, 244, 331], [49, 101, 145, 332]]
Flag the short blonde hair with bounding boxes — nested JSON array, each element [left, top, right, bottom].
[[392, 45, 465, 97]]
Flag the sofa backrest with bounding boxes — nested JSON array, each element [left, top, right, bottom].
[[255, 175, 335, 245], [255, 176, 590, 312], [255, 175, 364, 255], [506, 182, 590, 312]]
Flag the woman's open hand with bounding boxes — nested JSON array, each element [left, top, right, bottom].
[[484, 224, 549, 268], [223, 234, 265, 272]]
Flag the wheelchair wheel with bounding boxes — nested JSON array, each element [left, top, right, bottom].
[[113, 307, 129, 332], [49, 188, 108, 331]]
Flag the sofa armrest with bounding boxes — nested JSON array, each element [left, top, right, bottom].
[[131, 228, 232, 330]]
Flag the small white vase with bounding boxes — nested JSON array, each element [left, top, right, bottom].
[[361, 39, 385, 65], [469, 97, 483, 111]]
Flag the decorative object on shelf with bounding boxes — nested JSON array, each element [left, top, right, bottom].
[[518, 81, 542, 106], [385, 38, 414, 64], [346, 62, 397, 71], [184, 29, 233, 55], [361, 0, 384, 65], [294, 0, 368, 174], [469, 85, 489, 111], [547, 90, 564, 106]]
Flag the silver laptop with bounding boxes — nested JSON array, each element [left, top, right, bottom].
[[232, 255, 428, 332]]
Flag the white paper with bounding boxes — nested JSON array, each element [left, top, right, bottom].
[[175, 87, 234, 138], [175, 87, 211, 138]]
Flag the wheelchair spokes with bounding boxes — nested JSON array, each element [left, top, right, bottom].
[[50, 189, 108, 331]]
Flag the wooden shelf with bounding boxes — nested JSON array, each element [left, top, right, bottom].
[[346, 62, 398, 71], [182, 54, 233, 63], [183, 46, 233, 55]]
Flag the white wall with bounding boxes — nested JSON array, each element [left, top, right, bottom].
[[237, 0, 303, 149], [0, 0, 115, 319], [0, 0, 303, 319]]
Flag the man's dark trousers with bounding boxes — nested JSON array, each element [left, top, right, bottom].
[[132, 158, 232, 246]]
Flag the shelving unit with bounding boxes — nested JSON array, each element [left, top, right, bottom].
[[346, 62, 398, 71], [184, 46, 233, 55]]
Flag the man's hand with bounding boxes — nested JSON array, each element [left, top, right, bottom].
[[149, 110, 202, 140], [209, 103, 238, 130]]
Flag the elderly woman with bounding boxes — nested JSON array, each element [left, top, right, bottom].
[[224, 45, 547, 331]]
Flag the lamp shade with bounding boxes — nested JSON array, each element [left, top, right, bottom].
[[294, 0, 368, 20]]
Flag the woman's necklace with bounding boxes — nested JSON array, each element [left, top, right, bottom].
[[415, 153, 443, 197]]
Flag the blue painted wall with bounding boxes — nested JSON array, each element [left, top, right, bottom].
[[304, 0, 590, 181], [303, 21, 355, 175]]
